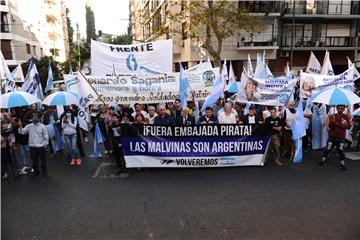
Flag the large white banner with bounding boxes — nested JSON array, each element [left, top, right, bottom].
[[91, 39, 173, 75], [236, 74, 297, 106], [187, 67, 219, 100], [300, 66, 359, 99]]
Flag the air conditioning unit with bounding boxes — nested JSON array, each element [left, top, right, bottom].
[[280, 51, 289, 57]]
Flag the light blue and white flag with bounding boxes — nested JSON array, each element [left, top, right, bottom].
[[44, 62, 54, 93], [247, 54, 254, 77], [89, 123, 105, 158], [11, 64, 24, 83], [0, 50, 15, 92], [254, 53, 267, 79], [179, 63, 189, 107], [306, 51, 321, 74], [21, 58, 42, 98], [225, 60, 238, 93], [201, 69, 224, 112], [292, 100, 306, 163], [320, 50, 334, 75]]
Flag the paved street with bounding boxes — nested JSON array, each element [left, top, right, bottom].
[[2, 145, 360, 240]]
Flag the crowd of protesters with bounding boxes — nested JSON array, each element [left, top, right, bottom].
[[1, 89, 358, 180]]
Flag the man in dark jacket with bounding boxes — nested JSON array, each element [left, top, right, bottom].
[[154, 105, 175, 125], [197, 107, 218, 124], [109, 114, 129, 177], [176, 107, 195, 125], [240, 105, 262, 125]]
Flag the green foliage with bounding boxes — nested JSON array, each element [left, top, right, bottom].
[[86, 6, 96, 44], [21, 56, 61, 90], [66, 8, 74, 47], [60, 42, 90, 73], [142, 1, 263, 67], [108, 34, 132, 45]]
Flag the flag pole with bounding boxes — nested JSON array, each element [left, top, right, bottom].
[[78, 70, 106, 105]]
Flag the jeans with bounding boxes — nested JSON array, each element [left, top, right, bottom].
[[322, 138, 346, 165], [29, 147, 47, 174], [19, 144, 31, 168], [64, 133, 79, 160]]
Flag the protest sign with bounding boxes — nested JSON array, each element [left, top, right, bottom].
[[91, 39, 173, 75], [299, 66, 359, 99], [121, 124, 270, 168], [236, 73, 297, 106]]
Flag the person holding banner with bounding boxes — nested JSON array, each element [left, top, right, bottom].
[[319, 105, 351, 172], [154, 105, 175, 125], [176, 107, 195, 125], [197, 107, 218, 124], [265, 107, 283, 166], [218, 103, 237, 124], [240, 105, 262, 125]]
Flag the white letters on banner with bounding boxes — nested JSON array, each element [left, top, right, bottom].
[[64, 68, 219, 104], [236, 74, 297, 106], [91, 39, 173, 75], [300, 66, 359, 99]]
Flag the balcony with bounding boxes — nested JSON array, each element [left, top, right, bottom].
[[280, 36, 359, 50], [281, 1, 360, 17], [237, 33, 279, 50]]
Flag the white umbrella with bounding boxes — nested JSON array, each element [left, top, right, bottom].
[[0, 91, 40, 108], [42, 91, 79, 106], [310, 87, 360, 106]]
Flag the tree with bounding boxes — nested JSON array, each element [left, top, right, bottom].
[[66, 8, 74, 47], [60, 42, 91, 73], [108, 34, 132, 45], [142, 1, 263, 67], [21, 56, 61, 90], [86, 5, 96, 43]]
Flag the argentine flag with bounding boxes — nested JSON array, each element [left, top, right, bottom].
[[89, 123, 105, 158], [292, 100, 306, 163], [179, 63, 189, 107], [45, 62, 54, 93]]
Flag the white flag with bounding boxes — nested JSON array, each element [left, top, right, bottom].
[[225, 61, 238, 93], [11, 64, 25, 82], [306, 51, 321, 74], [0, 50, 15, 92], [76, 72, 99, 106], [347, 58, 360, 80], [247, 54, 254, 77], [320, 50, 334, 75]]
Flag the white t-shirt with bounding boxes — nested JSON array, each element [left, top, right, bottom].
[[218, 112, 237, 124], [248, 115, 256, 124]]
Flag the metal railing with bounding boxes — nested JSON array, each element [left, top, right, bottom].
[[281, 36, 356, 48], [240, 1, 280, 13], [282, 2, 359, 15]]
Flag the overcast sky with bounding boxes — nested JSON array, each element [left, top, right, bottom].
[[64, 0, 130, 38]]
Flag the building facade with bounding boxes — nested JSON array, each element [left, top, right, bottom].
[[131, 0, 360, 76], [0, 0, 69, 66]]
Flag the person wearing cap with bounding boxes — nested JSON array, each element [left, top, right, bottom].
[[198, 107, 218, 124], [240, 105, 262, 125], [319, 105, 351, 172]]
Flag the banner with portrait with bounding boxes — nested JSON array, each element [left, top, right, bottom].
[[121, 124, 271, 168], [236, 73, 297, 106], [299, 66, 359, 99]]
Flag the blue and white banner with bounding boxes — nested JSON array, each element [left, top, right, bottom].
[[121, 124, 271, 168], [300, 66, 359, 99], [91, 39, 173, 75]]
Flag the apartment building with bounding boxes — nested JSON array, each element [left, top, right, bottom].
[[131, 0, 360, 75], [0, 0, 69, 66]]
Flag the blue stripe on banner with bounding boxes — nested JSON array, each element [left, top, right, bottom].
[[122, 136, 270, 157]]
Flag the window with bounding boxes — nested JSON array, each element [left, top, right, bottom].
[[50, 49, 59, 57], [1, 40, 12, 60], [26, 44, 31, 54], [40, 48, 44, 57], [1, 12, 10, 32], [0, 0, 6, 6], [32, 46, 36, 55]]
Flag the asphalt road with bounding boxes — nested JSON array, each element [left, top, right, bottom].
[[2, 145, 360, 240]]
